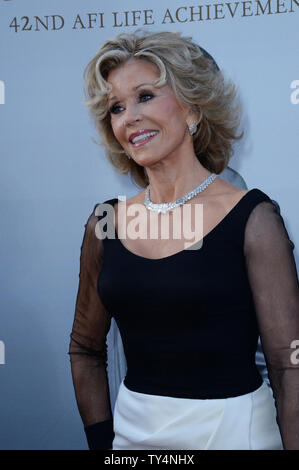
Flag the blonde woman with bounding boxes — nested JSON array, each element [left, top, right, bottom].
[[68, 30, 299, 450]]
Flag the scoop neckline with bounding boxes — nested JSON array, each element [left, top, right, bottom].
[[106, 188, 258, 262]]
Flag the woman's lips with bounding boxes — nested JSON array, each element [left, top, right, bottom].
[[129, 130, 159, 148]]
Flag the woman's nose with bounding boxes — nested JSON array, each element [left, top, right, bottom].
[[123, 102, 142, 127]]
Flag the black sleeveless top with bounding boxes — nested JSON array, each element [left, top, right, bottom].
[[96, 189, 271, 399], [69, 186, 299, 449]]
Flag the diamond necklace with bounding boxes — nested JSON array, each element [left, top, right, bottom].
[[144, 173, 218, 214]]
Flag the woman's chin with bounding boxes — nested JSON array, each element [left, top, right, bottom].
[[131, 155, 161, 168]]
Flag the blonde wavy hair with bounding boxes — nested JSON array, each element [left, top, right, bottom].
[[83, 29, 243, 188]]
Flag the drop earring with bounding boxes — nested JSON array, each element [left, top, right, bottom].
[[188, 110, 202, 136], [188, 123, 197, 136], [124, 151, 131, 159]]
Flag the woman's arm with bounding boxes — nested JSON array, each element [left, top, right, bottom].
[[244, 200, 299, 450], [68, 205, 114, 450]]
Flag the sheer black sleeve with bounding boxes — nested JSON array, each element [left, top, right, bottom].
[[244, 200, 299, 450], [67, 204, 114, 450]]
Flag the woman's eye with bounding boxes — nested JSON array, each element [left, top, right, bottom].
[[109, 93, 154, 114], [109, 104, 123, 115], [139, 92, 154, 103]]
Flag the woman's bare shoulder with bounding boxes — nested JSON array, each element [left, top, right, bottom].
[[212, 177, 248, 196], [205, 178, 249, 210]]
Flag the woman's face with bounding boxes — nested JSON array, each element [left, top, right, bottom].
[[107, 58, 193, 167]]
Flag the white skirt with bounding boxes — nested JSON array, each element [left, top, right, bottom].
[[112, 380, 283, 450]]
